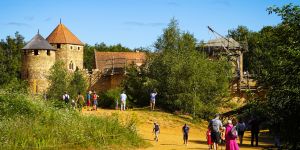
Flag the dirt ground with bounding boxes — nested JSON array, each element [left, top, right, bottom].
[[83, 108, 273, 150]]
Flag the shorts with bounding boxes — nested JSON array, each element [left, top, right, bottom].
[[86, 100, 91, 106], [150, 99, 155, 103], [211, 131, 220, 144], [93, 100, 98, 105]]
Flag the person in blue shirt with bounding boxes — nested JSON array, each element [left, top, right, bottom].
[[182, 124, 190, 145]]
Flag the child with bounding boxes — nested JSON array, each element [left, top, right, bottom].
[[153, 122, 160, 142], [206, 127, 213, 149], [71, 99, 76, 110]]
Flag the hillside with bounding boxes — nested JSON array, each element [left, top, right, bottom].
[[84, 108, 274, 150]]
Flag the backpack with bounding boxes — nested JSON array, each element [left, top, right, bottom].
[[64, 94, 69, 102], [229, 126, 238, 138], [154, 124, 159, 132]]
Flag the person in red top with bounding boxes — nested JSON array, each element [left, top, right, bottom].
[[206, 127, 213, 149]]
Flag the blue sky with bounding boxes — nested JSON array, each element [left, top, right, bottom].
[[0, 0, 299, 49]]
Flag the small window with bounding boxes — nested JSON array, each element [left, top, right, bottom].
[[47, 50, 50, 56], [70, 46, 73, 49], [78, 47, 80, 50], [57, 44, 61, 49], [34, 50, 39, 55], [69, 61, 74, 70]]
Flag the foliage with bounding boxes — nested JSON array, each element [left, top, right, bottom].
[[123, 63, 158, 107], [47, 61, 88, 102], [0, 32, 25, 86], [228, 26, 260, 73], [68, 69, 88, 99], [0, 90, 145, 149], [248, 4, 300, 149], [47, 61, 69, 100], [99, 87, 122, 108], [124, 19, 232, 118]]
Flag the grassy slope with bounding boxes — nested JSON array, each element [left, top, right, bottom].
[[84, 108, 274, 150], [0, 91, 145, 149]]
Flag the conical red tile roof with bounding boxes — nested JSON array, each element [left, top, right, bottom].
[[46, 23, 83, 45]]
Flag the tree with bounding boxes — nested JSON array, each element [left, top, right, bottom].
[[69, 68, 88, 99], [124, 19, 232, 118], [252, 4, 300, 148], [47, 61, 69, 100], [0, 32, 25, 86]]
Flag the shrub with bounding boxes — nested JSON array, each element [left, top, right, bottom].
[[0, 90, 145, 149], [99, 87, 122, 108]]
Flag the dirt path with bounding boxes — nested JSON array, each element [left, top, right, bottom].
[[83, 108, 273, 150]]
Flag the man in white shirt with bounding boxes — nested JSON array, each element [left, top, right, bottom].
[[120, 91, 127, 111]]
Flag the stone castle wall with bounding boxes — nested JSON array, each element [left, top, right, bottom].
[[22, 50, 56, 93], [51, 44, 83, 70]]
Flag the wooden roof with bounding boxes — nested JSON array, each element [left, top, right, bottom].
[[46, 23, 83, 45], [95, 51, 146, 71], [22, 33, 56, 50], [204, 38, 240, 49]]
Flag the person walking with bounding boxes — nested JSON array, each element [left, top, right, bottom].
[[236, 120, 246, 145], [120, 91, 127, 111], [248, 117, 260, 146], [76, 92, 85, 112], [225, 120, 239, 150], [153, 122, 160, 142], [182, 124, 190, 145], [62, 92, 70, 104], [210, 114, 223, 150], [150, 91, 157, 111]]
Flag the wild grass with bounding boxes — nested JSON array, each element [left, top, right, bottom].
[[0, 90, 145, 149]]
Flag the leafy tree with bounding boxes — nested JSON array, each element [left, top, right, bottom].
[[69, 69, 88, 99], [124, 19, 232, 118], [0, 32, 25, 86], [47, 61, 69, 100], [251, 4, 300, 149]]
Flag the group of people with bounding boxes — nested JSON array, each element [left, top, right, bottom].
[[62, 90, 158, 112], [62, 91, 99, 111], [206, 114, 260, 150]]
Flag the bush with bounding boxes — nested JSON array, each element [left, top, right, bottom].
[[99, 87, 122, 108], [0, 90, 145, 149]]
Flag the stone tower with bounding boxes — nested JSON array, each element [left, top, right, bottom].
[[46, 22, 84, 71], [21, 32, 56, 94]]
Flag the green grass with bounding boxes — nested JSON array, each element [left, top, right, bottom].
[[0, 90, 145, 149]]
